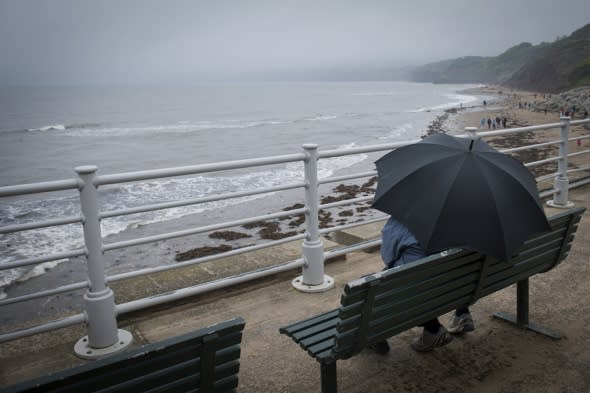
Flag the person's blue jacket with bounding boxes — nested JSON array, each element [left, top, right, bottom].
[[381, 217, 426, 268]]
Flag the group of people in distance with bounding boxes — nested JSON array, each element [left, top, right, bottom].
[[480, 116, 507, 130], [560, 105, 588, 120]]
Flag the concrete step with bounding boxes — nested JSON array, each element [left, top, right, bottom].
[[332, 221, 384, 252]]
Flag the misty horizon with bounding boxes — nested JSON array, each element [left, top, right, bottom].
[[1, 0, 589, 86]]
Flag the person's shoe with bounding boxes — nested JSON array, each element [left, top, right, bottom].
[[447, 313, 475, 334], [411, 326, 453, 352], [367, 339, 390, 355]]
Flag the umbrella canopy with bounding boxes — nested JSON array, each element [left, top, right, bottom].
[[372, 133, 551, 261]]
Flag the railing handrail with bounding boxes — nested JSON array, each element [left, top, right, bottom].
[[0, 178, 80, 198], [95, 152, 306, 186]]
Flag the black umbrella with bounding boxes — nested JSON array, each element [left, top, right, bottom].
[[372, 133, 551, 261]]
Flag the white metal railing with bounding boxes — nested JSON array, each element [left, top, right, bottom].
[[0, 117, 589, 356]]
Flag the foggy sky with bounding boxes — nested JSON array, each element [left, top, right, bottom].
[[1, 0, 589, 86]]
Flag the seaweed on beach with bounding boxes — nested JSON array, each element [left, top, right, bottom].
[[175, 244, 233, 261], [488, 131, 557, 177], [209, 231, 252, 241], [257, 221, 297, 240], [242, 221, 271, 229]]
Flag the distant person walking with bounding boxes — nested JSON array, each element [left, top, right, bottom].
[[487, 117, 492, 129], [483, 100, 487, 109], [480, 118, 486, 128]]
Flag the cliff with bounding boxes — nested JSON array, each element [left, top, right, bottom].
[[411, 23, 590, 93]]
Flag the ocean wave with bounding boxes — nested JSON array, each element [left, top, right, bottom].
[[408, 93, 479, 113], [27, 124, 66, 132], [352, 91, 400, 96], [26, 122, 104, 133], [377, 123, 414, 140], [66, 122, 103, 129], [50, 118, 295, 137], [25, 113, 349, 137], [302, 114, 338, 122]]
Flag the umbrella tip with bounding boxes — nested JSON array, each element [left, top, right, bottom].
[[465, 127, 478, 151]]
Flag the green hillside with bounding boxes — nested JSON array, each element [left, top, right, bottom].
[[411, 23, 590, 92]]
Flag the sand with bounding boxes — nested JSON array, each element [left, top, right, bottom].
[[446, 86, 589, 183]]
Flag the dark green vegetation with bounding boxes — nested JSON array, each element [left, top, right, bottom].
[[412, 23, 590, 92]]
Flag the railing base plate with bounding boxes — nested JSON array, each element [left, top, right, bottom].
[[292, 275, 335, 293], [74, 329, 133, 359], [546, 200, 574, 209]]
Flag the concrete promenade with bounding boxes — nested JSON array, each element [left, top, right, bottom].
[[1, 183, 590, 392]]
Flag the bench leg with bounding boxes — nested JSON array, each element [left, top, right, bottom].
[[493, 279, 562, 339], [320, 361, 337, 393]]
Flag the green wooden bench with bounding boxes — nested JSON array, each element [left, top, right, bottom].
[[280, 207, 585, 393], [2, 317, 245, 393]]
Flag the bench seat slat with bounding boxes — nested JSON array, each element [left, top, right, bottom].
[[289, 316, 339, 343], [279, 309, 339, 336], [299, 327, 338, 348], [307, 337, 336, 357]]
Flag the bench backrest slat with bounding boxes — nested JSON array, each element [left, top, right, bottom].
[[4, 318, 245, 393], [331, 207, 585, 360], [337, 251, 483, 321]]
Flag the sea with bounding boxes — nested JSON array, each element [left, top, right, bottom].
[[0, 81, 488, 299]]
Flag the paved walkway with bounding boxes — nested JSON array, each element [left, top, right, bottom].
[[1, 184, 590, 392]]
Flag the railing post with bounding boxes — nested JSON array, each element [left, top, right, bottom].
[[292, 144, 334, 293], [73, 165, 132, 359], [547, 117, 574, 208]]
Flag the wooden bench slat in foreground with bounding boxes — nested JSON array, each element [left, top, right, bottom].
[[280, 207, 585, 393], [3, 317, 245, 393]]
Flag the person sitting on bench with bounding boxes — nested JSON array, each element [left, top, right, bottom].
[[370, 217, 474, 354]]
